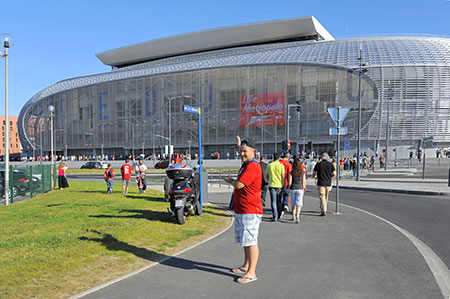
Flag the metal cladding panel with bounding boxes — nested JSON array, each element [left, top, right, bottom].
[[18, 36, 450, 153], [96, 16, 334, 67]]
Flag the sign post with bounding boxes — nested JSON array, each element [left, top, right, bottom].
[[328, 107, 350, 215], [184, 105, 203, 213]]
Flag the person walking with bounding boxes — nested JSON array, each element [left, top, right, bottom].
[[104, 163, 115, 194], [224, 138, 262, 284], [120, 159, 133, 194], [289, 157, 306, 223], [265, 152, 285, 221], [260, 156, 269, 207], [280, 152, 292, 214], [135, 159, 148, 194], [57, 162, 69, 190], [312, 153, 336, 216]]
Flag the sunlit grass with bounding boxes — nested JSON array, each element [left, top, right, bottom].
[[0, 181, 230, 298]]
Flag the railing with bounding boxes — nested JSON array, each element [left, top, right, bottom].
[[1, 164, 55, 204], [207, 168, 237, 188]]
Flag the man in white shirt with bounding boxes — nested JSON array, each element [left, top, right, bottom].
[[135, 159, 148, 194], [309, 159, 317, 179]]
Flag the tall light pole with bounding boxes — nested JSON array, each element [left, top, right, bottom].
[[48, 105, 55, 189], [166, 95, 195, 158], [385, 88, 393, 171], [0, 33, 14, 205], [356, 44, 368, 181], [285, 99, 302, 150]]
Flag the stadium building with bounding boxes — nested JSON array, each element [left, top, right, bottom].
[[18, 16, 450, 158]]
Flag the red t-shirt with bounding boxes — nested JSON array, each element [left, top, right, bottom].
[[104, 168, 115, 178], [234, 161, 263, 215], [280, 160, 293, 186], [120, 164, 132, 179]]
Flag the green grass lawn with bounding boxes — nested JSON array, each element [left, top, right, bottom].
[[66, 168, 166, 174], [0, 181, 230, 299]]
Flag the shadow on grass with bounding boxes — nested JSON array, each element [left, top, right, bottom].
[[46, 203, 64, 207], [79, 230, 236, 278], [90, 209, 174, 223], [201, 209, 233, 218], [126, 195, 166, 202]]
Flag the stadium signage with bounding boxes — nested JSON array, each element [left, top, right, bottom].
[[240, 92, 285, 127]]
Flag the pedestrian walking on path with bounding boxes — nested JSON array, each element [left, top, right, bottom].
[[260, 156, 269, 207], [224, 138, 262, 284], [265, 152, 285, 221], [288, 156, 306, 223], [312, 153, 336, 216], [280, 152, 292, 213]]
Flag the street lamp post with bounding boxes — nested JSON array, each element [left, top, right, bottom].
[[187, 140, 192, 158], [385, 88, 393, 171], [166, 95, 195, 158], [0, 33, 14, 205], [48, 105, 55, 189], [285, 99, 302, 150], [356, 44, 368, 181]]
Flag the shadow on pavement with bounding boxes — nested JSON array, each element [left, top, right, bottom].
[[79, 230, 235, 279]]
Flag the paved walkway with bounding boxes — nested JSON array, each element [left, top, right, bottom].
[[75, 183, 446, 299], [325, 177, 450, 195]]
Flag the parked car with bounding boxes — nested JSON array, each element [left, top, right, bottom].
[[80, 162, 103, 169], [154, 159, 170, 169], [0, 167, 42, 198]]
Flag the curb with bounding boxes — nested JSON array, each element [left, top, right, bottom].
[[338, 185, 449, 196], [69, 208, 234, 299]]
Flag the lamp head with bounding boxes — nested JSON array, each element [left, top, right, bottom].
[[0, 33, 14, 48], [48, 105, 55, 113]]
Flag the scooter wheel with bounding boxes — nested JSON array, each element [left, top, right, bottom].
[[175, 208, 185, 225]]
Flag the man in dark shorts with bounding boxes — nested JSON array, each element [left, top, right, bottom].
[[225, 138, 262, 284], [312, 152, 336, 216]]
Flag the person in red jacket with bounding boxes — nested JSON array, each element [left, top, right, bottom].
[[280, 152, 293, 214], [225, 138, 262, 284], [120, 159, 133, 194]]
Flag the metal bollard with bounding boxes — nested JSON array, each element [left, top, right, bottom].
[[219, 168, 221, 187], [448, 166, 450, 187]]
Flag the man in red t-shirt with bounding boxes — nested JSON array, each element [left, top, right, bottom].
[[225, 138, 262, 284], [120, 159, 133, 194], [280, 152, 293, 214], [104, 163, 115, 194]]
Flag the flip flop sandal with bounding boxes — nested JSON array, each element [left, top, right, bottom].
[[231, 267, 247, 274], [237, 276, 258, 284]]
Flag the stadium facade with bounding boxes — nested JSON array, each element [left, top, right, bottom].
[[18, 17, 450, 158]]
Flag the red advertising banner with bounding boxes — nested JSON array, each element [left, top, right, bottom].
[[239, 92, 286, 127]]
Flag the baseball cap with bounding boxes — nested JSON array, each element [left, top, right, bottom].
[[240, 138, 256, 149]]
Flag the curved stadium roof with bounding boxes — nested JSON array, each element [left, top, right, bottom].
[[21, 36, 450, 113]]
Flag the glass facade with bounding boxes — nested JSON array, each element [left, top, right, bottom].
[[18, 37, 450, 157]]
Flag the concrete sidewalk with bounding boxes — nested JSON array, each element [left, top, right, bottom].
[[77, 186, 444, 299], [324, 178, 450, 196]]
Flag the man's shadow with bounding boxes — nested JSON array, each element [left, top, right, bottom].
[[89, 209, 174, 224], [79, 230, 236, 278]]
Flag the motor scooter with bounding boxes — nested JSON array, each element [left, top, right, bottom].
[[165, 163, 200, 224]]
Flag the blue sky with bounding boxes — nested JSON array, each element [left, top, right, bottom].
[[0, 0, 449, 117]]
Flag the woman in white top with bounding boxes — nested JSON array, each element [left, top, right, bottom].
[[288, 157, 307, 223]]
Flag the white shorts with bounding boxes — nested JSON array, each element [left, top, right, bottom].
[[289, 189, 304, 207], [234, 214, 262, 247]]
